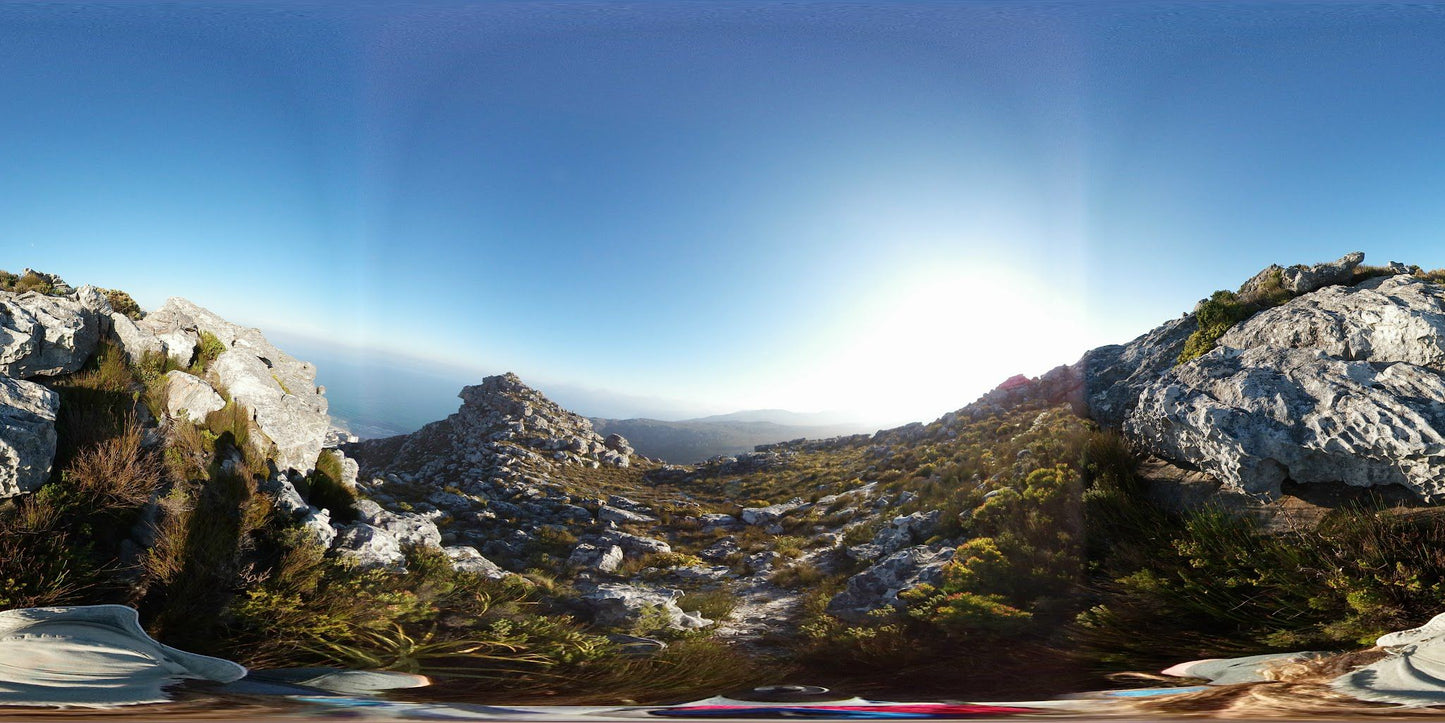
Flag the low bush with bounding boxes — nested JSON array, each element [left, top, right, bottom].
[[11, 270, 56, 295], [190, 331, 227, 375], [102, 288, 144, 319]]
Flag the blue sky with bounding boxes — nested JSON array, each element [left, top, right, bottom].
[[5, 2, 1445, 426]]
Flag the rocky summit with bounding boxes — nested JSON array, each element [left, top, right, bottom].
[[17, 254, 1445, 702]]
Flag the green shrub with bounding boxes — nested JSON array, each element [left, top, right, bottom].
[[103, 288, 143, 320], [1178, 290, 1253, 363], [1178, 267, 1300, 363], [12, 270, 55, 295], [190, 331, 227, 375]]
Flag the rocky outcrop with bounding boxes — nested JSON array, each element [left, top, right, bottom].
[[0, 286, 110, 378], [445, 545, 508, 579], [1075, 316, 1198, 426], [1218, 274, 1445, 368], [333, 523, 407, 570], [1125, 274, 1445, 500], [162, 371, 225, 424], [110, 312, 165, 363], [126, 298, 330, 474], [828, 544, 956, 620], [581, 583, 713, 631], [1129, 345, 1445, 500], [354, 373, 631, 479], [0, 376, 60, 497], [1281, 251, 1365, 295]]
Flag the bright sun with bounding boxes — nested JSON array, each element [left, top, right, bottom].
[[754, 262, 1096, 426]]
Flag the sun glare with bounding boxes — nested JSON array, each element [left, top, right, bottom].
[[760, 262, 1093, 425]]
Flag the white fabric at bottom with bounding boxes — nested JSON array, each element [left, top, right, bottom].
[[0, 605, 246, 707]]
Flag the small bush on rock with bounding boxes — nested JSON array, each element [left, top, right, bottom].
[[102, 288, 144, 319]]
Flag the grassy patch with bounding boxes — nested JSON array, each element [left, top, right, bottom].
[[677, 588, 738, 621]]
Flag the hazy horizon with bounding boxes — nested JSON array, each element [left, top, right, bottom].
[[8, 3, 1445, 424]]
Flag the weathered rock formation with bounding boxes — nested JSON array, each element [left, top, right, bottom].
[[0, 286, 110, 378], [0, 376, 60, 497], [1126, 273, 1445, 500], [117, 298, 330, 474]]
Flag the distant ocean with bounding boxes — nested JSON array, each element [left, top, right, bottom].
[[272, 336, 480, 439]]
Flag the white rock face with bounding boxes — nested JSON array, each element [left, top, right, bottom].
[[1219, 275, 1445, 368], [134, 298, 330, 475], [333, 523, 407, 570], [110, 312, 165, 363], [1123, 272, 1445, 502], [581, 583, 712, 631], [162, 371, 225, 424], [444, 546, 508, 579], [0, 287, 109, 378], [0, 376, 60, 497]]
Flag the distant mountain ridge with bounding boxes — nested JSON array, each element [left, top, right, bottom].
[[590, 415, 872, 463], [683, 409, 862, 426]]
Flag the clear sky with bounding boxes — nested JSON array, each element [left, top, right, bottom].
[[5, 2, 1445, 426]]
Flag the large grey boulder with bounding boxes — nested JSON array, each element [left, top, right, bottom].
[[1219, 275, 1445, 369], [444, 545, 508, 579], [581, 583, 712, 631], [597, 529, 671, 555], [1126, 273, 1445, 501], [1127, 346, 1445, 500], [133, 300, 200, 365], [0, 287, 109, 378], [163, 371, 225, 424], [354, 498, 442, 549], [828, 544, 956, 620], [1076, 315, 1198, 426], [333, 523, 407, 570], [740, 498, 806, 526], [258, 473, 310, 521], [598, 504, 655, 524], [1281, 251, 1364, 295], [110, 312, 165, 363], [569, 542, 624, 572], [0, 376, 60, 498]]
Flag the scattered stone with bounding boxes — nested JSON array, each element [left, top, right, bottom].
[[598, 504, 656, 524], [570, 543, 625, 573], [741, 499, 806, 527], [598, 530, 672, 555], [699, 536, 740, 562]]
